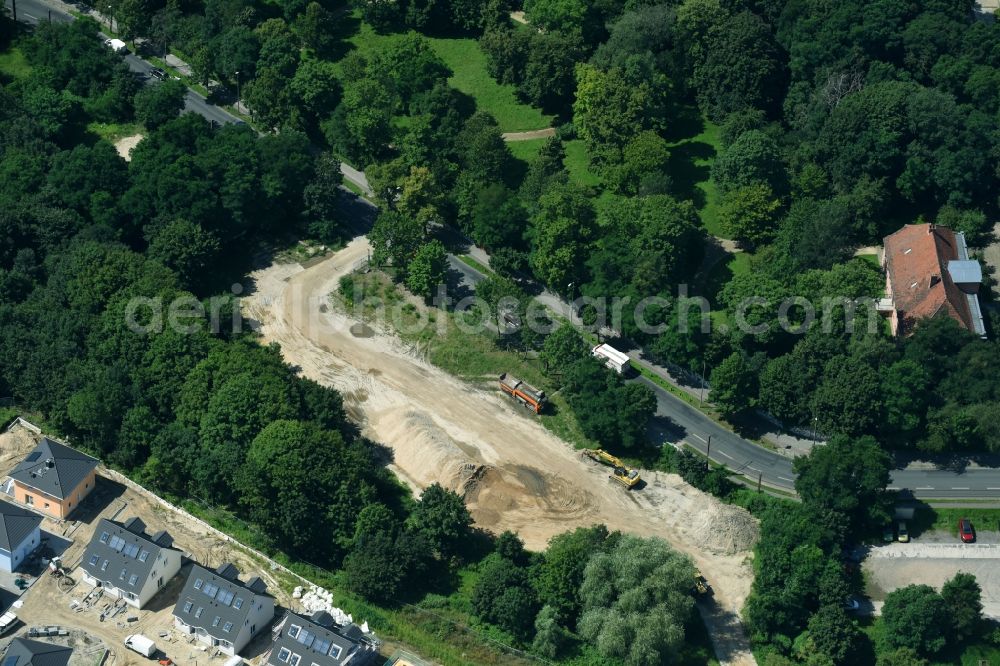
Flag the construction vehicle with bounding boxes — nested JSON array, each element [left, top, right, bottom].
[[499, 373, 546, 413], [582, 449, 641, 489], [693, 574, 712, 596]]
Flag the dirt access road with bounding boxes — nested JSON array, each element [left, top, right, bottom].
[[244, 237, 757, 665]]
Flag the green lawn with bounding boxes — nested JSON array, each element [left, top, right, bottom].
[[859, 253, 880, 268], [0, 46, 32, 82], [86, 121, 143, 144], [563, 139, 602, 187], [665, 110, 724, 237], [909, 506, 1000, 539], [506, 136, 547, 163], [343, 18, 553, 133]]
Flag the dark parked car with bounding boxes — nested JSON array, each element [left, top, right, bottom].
[[959, 518, 976, 543], [149, 67, 167, 81]]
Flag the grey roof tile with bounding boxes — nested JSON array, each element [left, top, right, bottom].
[[79, 517, 178, 588], [0, 499, 41, 553], [9, 438, 98, 501], [3, 638, 72, 666], [172, 563, 273, 642]]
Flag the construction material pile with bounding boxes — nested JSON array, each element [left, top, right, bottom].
[[294, 585, 372, 634], [692, 503, 760, 555]]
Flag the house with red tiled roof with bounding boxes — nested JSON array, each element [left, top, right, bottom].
[[880, 224, 986, 338]]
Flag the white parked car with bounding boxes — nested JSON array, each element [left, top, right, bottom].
[[104, 38, 128, 54]]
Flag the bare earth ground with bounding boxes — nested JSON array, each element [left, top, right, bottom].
[[243, 237, 758, 666], [113, 134, 143, 162], [0, 429, 295, 666]]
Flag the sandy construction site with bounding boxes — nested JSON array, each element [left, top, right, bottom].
[[244, 237, 759, 665]]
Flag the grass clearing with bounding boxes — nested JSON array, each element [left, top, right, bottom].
[[666, 110, 723, 237], [563, 139, 602, 187], [0, 46, 32, 81], [506, 136, 547, 163], [343, 18, 552, 133], [86, 121, 143, 143]]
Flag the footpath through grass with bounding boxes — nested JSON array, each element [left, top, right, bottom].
[[343, 18, 553, 133]]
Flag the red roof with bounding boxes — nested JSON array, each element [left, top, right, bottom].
[[883, 224, 976, 335]]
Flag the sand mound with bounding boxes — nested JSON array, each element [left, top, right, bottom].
[[692, 503, 760, 555]]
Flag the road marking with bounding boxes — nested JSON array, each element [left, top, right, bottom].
[[746, 466, 761, 474], [778, 476, 794, 482], [24, 13, 37, 18], [887, 486, 900, 490], [916, 486, 934, 490], [718, 451, 734, 460], [692, 434, 707, 443], [988, 487, 1000, 491], [952, 487, 970, 490]]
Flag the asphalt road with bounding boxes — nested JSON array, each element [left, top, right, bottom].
[[6, 0, 241, 127]]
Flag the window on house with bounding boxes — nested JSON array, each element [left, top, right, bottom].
[[88, 554, 100, 566], [288, 624, 300, 638], [128, 574, 138, 586], [138, 550, 149, 562], [43, 503, 49, 509], [193, 578, 203, 590], [119, 569, 127, 581], [202, 582, 219, 598], [24, 496, 32, 505], [297, 630, 315, 648], [222, 621, 233, 633], [233, 597, 243, 610], [290, 655, 301, 666], [212, 616, 221, 627], [313, 638, 330, 654], [183, 601, 193, 613], [195, 607, 204, 619], [101, 559, 109, 571], [277, 648, 291, 663], [122, 543, 140, 558], [216, 589, 234, 605], [108, 535, 126, 552], [329, 645, 342, 660]]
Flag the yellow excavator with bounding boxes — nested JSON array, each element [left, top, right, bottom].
[[582, 449, 641, 489]]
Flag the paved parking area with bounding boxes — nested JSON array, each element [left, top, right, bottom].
[[865, 532, 1000, 619]]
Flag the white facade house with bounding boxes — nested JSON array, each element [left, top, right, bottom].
[[79, 517, 182, 609], [173, 562, 275, 656]]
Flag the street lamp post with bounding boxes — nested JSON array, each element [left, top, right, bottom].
[[106, 4, 113, 31], [235, 70, 241, 111]]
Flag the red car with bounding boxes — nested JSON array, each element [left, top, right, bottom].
[[959, 518, 975, 543]]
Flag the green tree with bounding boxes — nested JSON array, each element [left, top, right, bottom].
[[528, 182, 596, 295], [609, 130, 672, 196], [941, 572, 983, 641], [133, 79, 186, 129], [540, 323, 589, 374], [804, 604, 861, 664], [881, 585, 949, 656], [236, 419, 376, 563], [147, 219, 221, 292], [532, 605, 571, 658], [709, 352, 756, 416], [294, 2, 335, 54], [477, 274, 524, 333], [533, 525, 615, 625], [573, 63, 658, 162], [405, 240, 448, 300], [578, 535, 696, 666], [518, 31, 582, 113], [876, 648, 928, 666], [472, 553, 540, 637], [794, 434, 892, 540], [370, 210, 424, 272], [712, 129, 787, 194], [405, 483, 473, 558], [719, 183, 782, 249]]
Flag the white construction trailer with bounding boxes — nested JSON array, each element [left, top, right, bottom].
[[592, 344, 630, 374]]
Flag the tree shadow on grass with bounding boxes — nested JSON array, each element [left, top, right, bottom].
[[322, 9, 363, 63], [668, 141, 715, 208], [662, 102, 705, 143]]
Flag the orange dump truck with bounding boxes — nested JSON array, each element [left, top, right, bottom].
[[499, 373, 546, 413]]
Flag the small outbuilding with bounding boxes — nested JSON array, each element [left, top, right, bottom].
[[0, 498, 41, 572]]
